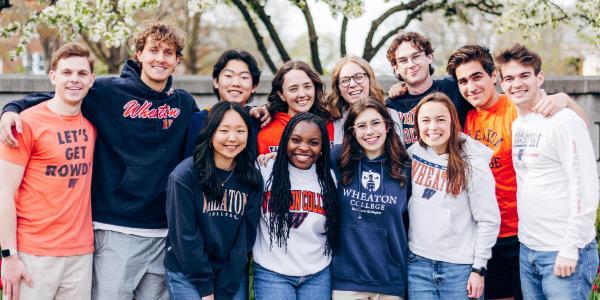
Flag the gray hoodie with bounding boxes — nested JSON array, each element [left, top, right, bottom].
[[406, 133, 500, 269]]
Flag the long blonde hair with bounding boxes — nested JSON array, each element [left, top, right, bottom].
[[327, 56, 385, 120]]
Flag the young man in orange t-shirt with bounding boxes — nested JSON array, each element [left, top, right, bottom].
[[446, 45, 586, 300], [0, 43, 96, 300]]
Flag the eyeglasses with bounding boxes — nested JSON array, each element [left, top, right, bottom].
[[395, 51, 426, 68], [352, 119, 385, 133], [338, 72, 367, 87]]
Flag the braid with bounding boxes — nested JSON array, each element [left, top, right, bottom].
[[267, 112, 339, 254]]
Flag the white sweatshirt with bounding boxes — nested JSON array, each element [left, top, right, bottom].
[[332, 108, 404, 145], [407, 133, 500, 268], [253, 160, 332, 276], [512, 109, 599, 261]]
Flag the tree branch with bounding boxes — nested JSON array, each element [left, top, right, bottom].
[[246, 0, 291, 62], [296, 0, 322, 73], [362, 0, 426, 61], [184, 13, 201, 74], [362, 0, 504, 62], [231, 0, 277, 73], [340, 16, 348, 57]]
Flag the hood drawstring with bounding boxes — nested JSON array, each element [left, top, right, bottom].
[[357, 160, 363, 219]]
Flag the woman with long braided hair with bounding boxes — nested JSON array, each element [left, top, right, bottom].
[[252, 112, 339, 299]]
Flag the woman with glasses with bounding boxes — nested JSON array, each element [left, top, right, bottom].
[[330, 97, 411, 299], [327, 56, 403, 145], [407, 93, 500, 299], [258, 61, 333, 154]]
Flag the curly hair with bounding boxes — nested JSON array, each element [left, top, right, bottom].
[[134, 22, 184, 60]]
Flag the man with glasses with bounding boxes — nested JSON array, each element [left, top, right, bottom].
[[384, 31, 471, 147]]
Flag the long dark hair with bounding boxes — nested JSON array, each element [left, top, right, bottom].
[[193, 101, 261, 202], [414, 92, 469, 195], [338, 97, 409, 186], [267, 61, 330, 121], [266, 112, 339, 255]]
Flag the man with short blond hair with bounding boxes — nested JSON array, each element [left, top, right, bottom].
[[0, 43, 96, 300], [0, 22, 199, 299]]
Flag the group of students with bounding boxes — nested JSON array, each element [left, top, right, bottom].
[[0, 21, 598, 300]]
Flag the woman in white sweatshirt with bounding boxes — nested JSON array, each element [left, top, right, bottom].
[[407, 92, 500, 299]]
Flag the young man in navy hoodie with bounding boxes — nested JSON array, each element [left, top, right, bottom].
[[0, 23, 198, 299]]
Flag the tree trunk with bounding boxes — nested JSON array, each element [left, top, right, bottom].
[[340, 16, 348, 57], [185, 12, 201, 74], [231, 0, 277, 73], [247, 0, 291, 62], [298, 1, 322, 74]]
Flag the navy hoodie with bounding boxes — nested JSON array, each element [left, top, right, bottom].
[[164, 157, 262, 298], [330, 145, 410, 297], [2, 60, 199, 229]]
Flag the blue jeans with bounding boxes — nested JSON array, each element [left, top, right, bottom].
[[253, 262, 331, 300], [165, 269, 248, 300], [407, 250, 473, 299], [520, 241, 599, 299]]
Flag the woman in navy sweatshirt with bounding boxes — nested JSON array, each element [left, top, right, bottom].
[[164, 101, 263, 300], [331, 96, 411, 299]]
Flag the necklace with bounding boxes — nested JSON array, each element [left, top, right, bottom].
[[217, 170, 234, 187]]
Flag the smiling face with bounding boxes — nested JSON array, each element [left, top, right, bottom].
[[455, 61, 498, 109], [417, 101, 451, 155], [353, 108, 387, 159], [287, 120, 322, 170], [338, 62, 370, 104], [211, 110, 249, 170], [499, 61, 544, 108], [213, 59, 256, 104], [135, 37, 180, 91], [394, 41, 432, 86], [279, 69, 315, 117], [50, 56, 96, 106]]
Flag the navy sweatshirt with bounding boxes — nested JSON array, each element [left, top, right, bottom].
[[2, 60, 199, 229], [330, 145, 410, 297], [164, 157, 262, 298]]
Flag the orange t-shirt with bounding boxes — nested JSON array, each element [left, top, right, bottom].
[[258, 112, 334, 155], [464, 95, 518, 237], [0, 102, 96, 256]]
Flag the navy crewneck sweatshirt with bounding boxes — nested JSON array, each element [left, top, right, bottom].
[[2, 60, 199, 228], [330, 145, 411, 297], [164, 157, 262, 298]]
